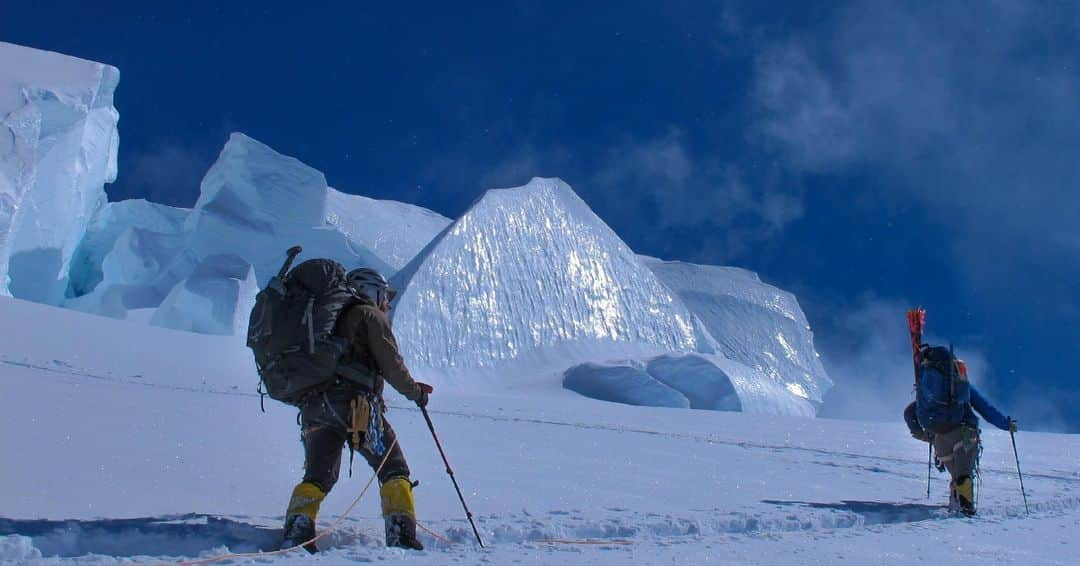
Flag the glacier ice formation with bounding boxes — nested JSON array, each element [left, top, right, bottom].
[[150, 253, 257, 336], [390, 177, 704, 373], [563, 362, 692, 409], [184, 133, 393, 287], [643, 258, 832, 406], [0, 42, 119, 302], [0, 42, 831, 417], [64, 132, 450, 326], [325, 187, 451, 272], [564, 353, 816, 417]]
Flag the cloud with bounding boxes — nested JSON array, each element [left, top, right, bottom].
[[478, 143, 575, 191], [751, 1, 1080, 301], [117, 140, 217, 207], [816, 297, 922, 423], [468, 130, 807, 263], [813, 293, 1078, 431], [590, 129, 806, 261]]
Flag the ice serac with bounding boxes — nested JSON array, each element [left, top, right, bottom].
[[643, 258, 832, 406], [325, 188, 451, 272], [184, 133, 391, 287], [391, 177, 701, 374], [67, 199, 189, 298], [0, 42, 119, 302], [65, 227, 189, 319], [151, 254, 257, 336]]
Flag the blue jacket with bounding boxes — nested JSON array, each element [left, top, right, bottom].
[[967, 387, 1011, 431], [904, 385, 1011, 433]]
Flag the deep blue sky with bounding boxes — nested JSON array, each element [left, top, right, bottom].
[[5, 2, 1078, 431]]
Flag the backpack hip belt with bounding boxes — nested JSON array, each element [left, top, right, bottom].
[[337, 365, 378, 390]]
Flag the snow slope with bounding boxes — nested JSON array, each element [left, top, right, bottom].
[[2, 295, 1077, 565]]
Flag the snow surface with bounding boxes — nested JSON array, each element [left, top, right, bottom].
[[390, 178, 705, 380], [644, 258, 832, 405], [0, 42, 119, 303], [2, 294, 1077, 565]]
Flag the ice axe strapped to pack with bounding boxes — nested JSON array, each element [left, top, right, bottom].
[[907, 307, 934, 498]]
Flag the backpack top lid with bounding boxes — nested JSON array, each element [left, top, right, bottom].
[[286, 259, 347, 295], [919, 344, 957, 373]]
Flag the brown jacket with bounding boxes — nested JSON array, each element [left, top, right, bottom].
[[337, 299, 422, 402]]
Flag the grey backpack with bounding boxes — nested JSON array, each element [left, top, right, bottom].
[[247, 247, 359, 406]]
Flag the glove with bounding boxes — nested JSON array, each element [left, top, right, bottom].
[[415, 382, 433, 408], [1008, 418, 1018, 433], [911, 430, 933, 443]]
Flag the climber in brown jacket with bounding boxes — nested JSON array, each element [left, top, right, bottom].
[[280, 267, 432, 553]]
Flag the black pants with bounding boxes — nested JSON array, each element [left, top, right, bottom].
[[299, 386, 410, 493]]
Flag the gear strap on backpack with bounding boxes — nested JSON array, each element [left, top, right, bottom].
[[251, 246, 303, 411]]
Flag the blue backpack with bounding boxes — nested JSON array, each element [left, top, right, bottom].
[[915, 345, 970, 433]]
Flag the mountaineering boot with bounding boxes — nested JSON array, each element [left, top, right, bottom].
[[281, 514, 317, 554], [281, 482, 326, 553], [954, 475, 976, 516], [381, 476, 423, 550]]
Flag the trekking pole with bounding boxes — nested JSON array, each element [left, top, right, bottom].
[[927, 442, 932, 499], [1010, 429, 1030, 514], [420, 405, 485, 547]]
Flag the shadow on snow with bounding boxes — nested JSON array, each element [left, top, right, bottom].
[[761, 500, 946, 525], [0, 513, 281, 558]]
